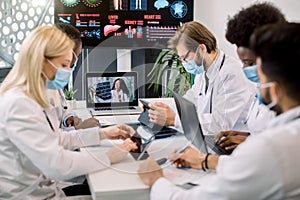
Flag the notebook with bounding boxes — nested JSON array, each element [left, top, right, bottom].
[[173, 92, 231, 155], [86, 72, 142, 116]]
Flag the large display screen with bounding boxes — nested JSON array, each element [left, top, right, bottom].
[[54, 0, 193, 48]]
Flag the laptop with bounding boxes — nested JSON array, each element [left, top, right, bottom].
[[173, 92, 231, 155], [86, 72, 142, 116]]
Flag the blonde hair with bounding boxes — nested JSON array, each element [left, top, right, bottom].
[[0, 26, 74, 108], [168, 21, 217, 54]]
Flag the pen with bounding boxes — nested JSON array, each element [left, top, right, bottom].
[[89, 110, 94, 118], [158, 141, 192, 166], [175, 141, 192, 154]]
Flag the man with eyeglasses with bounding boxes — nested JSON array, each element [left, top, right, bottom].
[[148, 21, 254, 136]]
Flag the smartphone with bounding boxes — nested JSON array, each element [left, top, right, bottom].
[[139, 99, 150, 109]]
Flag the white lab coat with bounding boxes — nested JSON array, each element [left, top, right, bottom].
[[245, 95, 276, 135], [111, 89, 129, 102], [174, 50, 254, 135], [48, 89, 76, 131], [0, 88, 110, 199], [151, 105, 300, 200]]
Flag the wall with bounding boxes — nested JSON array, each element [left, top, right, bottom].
[[194, 0, 300, 60]]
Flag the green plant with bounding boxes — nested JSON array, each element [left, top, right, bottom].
[[63, 88, 77, 100], [148, 49, 195, 97]]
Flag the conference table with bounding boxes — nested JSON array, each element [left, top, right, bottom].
[[74, 99, 215, 200]]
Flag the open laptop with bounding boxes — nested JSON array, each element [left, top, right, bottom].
[[86, 72, 142, 116], [173, 92, 231, 155]]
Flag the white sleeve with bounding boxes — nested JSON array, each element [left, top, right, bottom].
[[183, 74, 202, 106], [57, 127, 101, 150], [173, 74, 202, 129], [7, 97, 110, 181], [150, 135, 282, 200]]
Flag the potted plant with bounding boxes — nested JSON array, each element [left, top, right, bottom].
[[63, 88, 77, 109], [148, 49, 195, 97]]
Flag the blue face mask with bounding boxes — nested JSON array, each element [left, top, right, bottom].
[[183, 60, 204, 74], [182, 49, 204, 74], [243, 65, 259, 83], [46, 59, 71, 89]]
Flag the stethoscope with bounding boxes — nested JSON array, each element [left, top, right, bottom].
[[58, 89, 68, 110], [44, 89, 68, 132]]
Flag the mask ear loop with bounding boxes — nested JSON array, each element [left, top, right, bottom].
[[268, 82, 281, 109], [196, 45, 206, 69]]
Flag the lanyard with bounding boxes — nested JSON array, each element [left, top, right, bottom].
[[209, 54, 225, 113], [43, 110, 54, 132], [58, 89, 68, 110]]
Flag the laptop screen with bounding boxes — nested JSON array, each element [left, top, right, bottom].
[[173, 92, 208, 154], [86, 72, 138, 108]]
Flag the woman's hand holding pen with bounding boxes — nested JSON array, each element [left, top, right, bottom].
[[99, 124, 136, 140]]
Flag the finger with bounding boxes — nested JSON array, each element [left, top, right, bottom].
[[168, 152, 180, 161], [225, 144, 238, 151], [152, 102, 167, 107], [218, 137, 234, 147], [118, 125, 134, 136], [215, 131, 229, 142]]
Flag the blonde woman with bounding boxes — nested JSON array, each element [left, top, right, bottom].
[[0, 26, 137, 199]]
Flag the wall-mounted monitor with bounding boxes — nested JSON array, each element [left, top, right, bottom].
[[54, 0, 193, 48]]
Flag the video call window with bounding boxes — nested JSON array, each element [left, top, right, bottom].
[[87, 76, 135, 103]]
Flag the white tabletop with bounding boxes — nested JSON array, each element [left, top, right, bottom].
[[74, 98, 215, 200]]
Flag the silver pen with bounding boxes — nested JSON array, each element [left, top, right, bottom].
[[89, 110, 94, 118]]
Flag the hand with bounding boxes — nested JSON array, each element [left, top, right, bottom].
[[100, 124, 135, 140], [106, 138, 138, 164], [169, 146, 205, 169], [170, 147, 219, 170], [148, 102, 175, 126], [138, 157, 163, 186], [74, 117, 100, 129], [65, 116, 82, 127], [215, 131, 250, 151]]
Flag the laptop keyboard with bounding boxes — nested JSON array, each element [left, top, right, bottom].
[[204, 135, 231, 155], [95, 106, 136, 111]]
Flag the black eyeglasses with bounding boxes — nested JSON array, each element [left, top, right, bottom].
[[180, 50, 191, 63]]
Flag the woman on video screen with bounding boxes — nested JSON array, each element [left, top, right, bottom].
[[111, 78, 129, 102]]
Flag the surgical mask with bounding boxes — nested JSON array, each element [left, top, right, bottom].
[[257, 82, 276, 109], [182, 47, 205, 74], [243, 65, 259, 83], [46, 59, 71, 89]]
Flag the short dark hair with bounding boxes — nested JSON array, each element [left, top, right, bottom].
[[226, 2, 286, 48], [168, 21, 217, 54], [250, 23, 300, 101], [55, 23, 82, 51]]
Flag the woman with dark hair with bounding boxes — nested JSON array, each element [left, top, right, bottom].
[[111, 78, 130, 102]]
